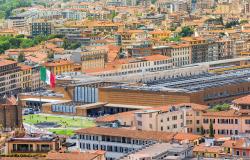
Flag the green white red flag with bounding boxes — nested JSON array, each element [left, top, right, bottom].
[[40, 66, 55, 88]]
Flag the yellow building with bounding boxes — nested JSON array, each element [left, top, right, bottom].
[[19, 64, 32, 92], [149, 30, 171, 40], [193, 144, 224, 158], [43, 59, 74, 75], [0, 29, 18, 37]]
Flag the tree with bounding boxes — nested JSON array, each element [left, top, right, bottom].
[[240, 20, 248, 24], [47, 53, 54, 59], [17, 52, 25, 62], [201, 125, 205, 135], [209, 122, 214, 138], [179, 26, 194, 37], [225, 21, 240, 28]]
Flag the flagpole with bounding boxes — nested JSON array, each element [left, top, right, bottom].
[[39, 66, 42, 114]]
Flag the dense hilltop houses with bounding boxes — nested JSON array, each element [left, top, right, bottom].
[[1, 0, 250, 159]]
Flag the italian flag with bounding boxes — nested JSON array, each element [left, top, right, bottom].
[[40, 67, 56, 88]]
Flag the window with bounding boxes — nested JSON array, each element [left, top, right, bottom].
[[172, 116, 177, 120], [196, 111, 200, 116], [149, 113, 152, 118], [137, 121, 142, 126], [235, 119, 238, 124], [243, 151, 246, 157], [196, 120, 200, 124], [236, 150, 240, 156], [173, 124, 177, 128], [235, 130, 239, 135], [161, 126, 163, 131], [245, 119, 250, 124], [149, 124, 152, 129]]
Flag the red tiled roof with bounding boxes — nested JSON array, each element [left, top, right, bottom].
[[0, 59, 16, 67], [174, 133, 202, 142], [193, 144, 224, 153], [233, 95, 250, 105], [43, 59, 73, 67], [202, 109, 239, 117], [75, 127, 175, 142], [46, 152, 102, 160]]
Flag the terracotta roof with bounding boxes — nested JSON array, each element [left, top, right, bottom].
[[202, 109, 239, 117], [174, 133, 202, 142], [222, 140, 236, 148], [0, 158, 44, 160], [43, 59, 73, 67], [0, 59, 16, 67], [233, 95, 250, 105], [47, 38, 64, 42], [46, 152, 102, 160], [95, 110, 137, 123], [143, 54, 170, 61], [233, 139, 250, 149], [19, 64, 32, 70], [193, 144, 224, 153], [176, 103, 209, 111], [75, 127, 175, 142]]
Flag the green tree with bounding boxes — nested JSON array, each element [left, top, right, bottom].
[[9, 37, 21, 48], [15, 34, 25, 38], [201, 125, 205, 135], [240, 20, 248, 24], [209, 122, 214, 138], [225, 21, 240, 28], [47, 53, 54, 59], [179, 26, 194, 37], [17, 52, 25, 62]]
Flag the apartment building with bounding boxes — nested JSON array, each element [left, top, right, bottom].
[[120, 142, 193, 160], [31, 21, 54, 36], [70, 49, 107, 72], [223, 137, 250, 159], [202, 109, 250, 135], [133, 103, 208, 134], [0, 59, 21, 97], [182, 37, 209, 64], [88, 54, 172, 77], [19, 64, 32, 92], [43, 59, 74, 75], [232, 94, 250, 110], [135, 106, 186, 133], [207, 39, 219, 61], [30, 64, 46, 91], [149, 30, 171, 40], [153, 43, 192, 67], [195, 0, 215, 9], [217, 39, 235, 60], [74, 127, 200, 160]]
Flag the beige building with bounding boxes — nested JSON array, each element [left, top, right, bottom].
[[134, 103, 208, 134], [153, 43, 192, 67], [70, 49, 107, 72], [0, 59, 21, 97], [135, 106, 186, 132], [19, 64, 32, 92], [81, 50, 107, 72]]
